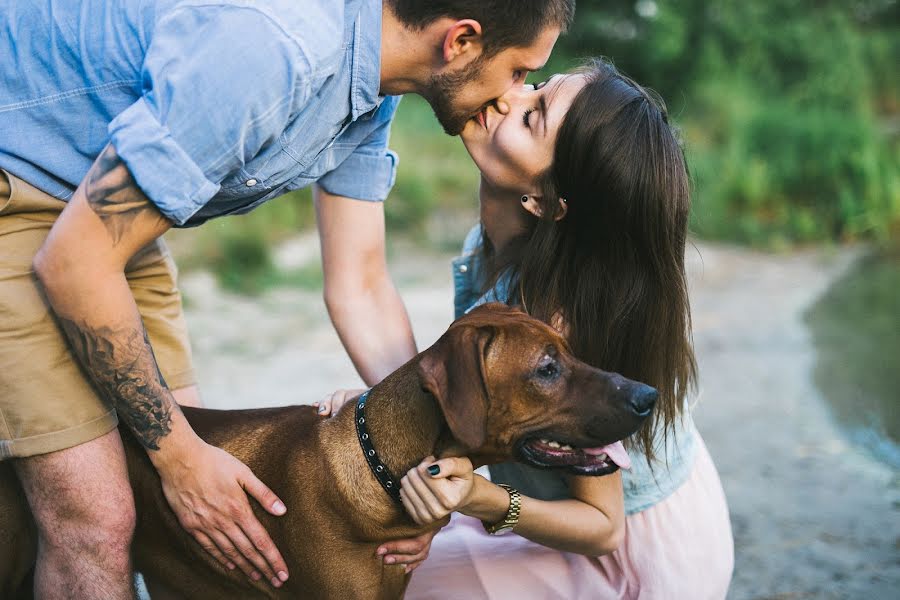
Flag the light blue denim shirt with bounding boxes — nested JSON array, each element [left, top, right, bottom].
[[0, 0, 398, 227], [453, 225, 698, 515]]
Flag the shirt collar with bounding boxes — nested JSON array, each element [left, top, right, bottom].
[[348, 0, 383, 119]]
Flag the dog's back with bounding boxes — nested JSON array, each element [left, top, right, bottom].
[[0, 461, 37, 598]]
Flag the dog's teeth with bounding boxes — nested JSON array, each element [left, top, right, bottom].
[[548, 441, 560, 448], [597, 453, 608, 461], [560, 444, 573, 451], [540, 438, 550, 444]]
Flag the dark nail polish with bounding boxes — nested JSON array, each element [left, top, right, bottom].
[[427, 465, 440, 476]]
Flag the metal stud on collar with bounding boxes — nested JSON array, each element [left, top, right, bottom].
[[354, 390, 403, 505]]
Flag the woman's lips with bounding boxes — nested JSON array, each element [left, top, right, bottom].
[[476, 107, 488, 130]]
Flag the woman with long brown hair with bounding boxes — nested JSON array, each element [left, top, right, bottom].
[[322, 59, 734, 598]]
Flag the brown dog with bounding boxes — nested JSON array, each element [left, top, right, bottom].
[[0, 303, 656, 599]]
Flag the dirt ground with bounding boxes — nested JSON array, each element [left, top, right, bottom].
[[175, 235, 899, 600]]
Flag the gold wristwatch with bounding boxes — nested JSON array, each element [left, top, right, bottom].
[[483, 483, 521, 535]]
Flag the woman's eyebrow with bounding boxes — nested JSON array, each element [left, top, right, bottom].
[[539, 94, 549, 137], [539, 75, 565, 138]]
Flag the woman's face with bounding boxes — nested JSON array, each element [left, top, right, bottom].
[[459, 74, 587, 196]]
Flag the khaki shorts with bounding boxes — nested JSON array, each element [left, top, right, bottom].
[[0, 169, 196, 459]]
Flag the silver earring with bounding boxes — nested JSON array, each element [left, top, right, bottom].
[[521, 195, 528, 203]]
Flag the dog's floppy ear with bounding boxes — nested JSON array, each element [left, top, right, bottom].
[[416, 324, 494, 450]]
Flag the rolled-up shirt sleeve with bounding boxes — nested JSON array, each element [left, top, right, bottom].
[[107, 5, 311, 225], [316, 96, 401, 202]]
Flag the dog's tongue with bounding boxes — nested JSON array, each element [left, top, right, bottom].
[[583, 441, 631, 470]]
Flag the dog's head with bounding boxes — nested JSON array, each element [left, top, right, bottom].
[[417, 303, 656, 475]]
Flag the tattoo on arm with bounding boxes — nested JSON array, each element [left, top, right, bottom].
[[57, 316, 174, 451], [84, 144, 157, 246]]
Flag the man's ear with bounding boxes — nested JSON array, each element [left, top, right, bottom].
[[441, 19, 484, 64], [416, 325, 494, 449]]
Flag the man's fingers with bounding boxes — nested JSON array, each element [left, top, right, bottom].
[[379, 537, 428, 556], [226, 524, 279, 587], [240, 470, 287, 516], [241, 518, 290, 584], [193, 530, 234, 571], [209, 529, 260, 581]]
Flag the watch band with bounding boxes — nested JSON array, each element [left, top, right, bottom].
[[483, 483, 521, 535]]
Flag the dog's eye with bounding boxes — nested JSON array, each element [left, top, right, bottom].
[[536, 361, 559, 380]]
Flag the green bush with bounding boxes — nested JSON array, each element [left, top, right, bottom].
[[557, 0, 899, 247], [689, 87, 899, 245]]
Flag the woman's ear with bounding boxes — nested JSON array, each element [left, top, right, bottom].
[[555, 198, 568, 221], [520, 195, 568, 221], [520, 194, 544, 218]]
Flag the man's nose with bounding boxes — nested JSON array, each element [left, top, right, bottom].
[[494, 84, 530, 116]]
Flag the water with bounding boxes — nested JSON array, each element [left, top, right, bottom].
[[805, 249, 900, 469]]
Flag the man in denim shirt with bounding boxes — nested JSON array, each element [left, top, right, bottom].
[[0, 0, 572, 595]]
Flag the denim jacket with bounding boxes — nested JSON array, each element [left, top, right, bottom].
[[0, 0, 397, 227], [452, 225, 697, 515]]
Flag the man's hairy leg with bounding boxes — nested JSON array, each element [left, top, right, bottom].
[[14, 429, 137, 600]]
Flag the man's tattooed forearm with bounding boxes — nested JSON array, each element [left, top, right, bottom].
[[57, 316, 173, 451], [85, 144, 154, 245]]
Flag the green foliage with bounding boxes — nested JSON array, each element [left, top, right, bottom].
[[386, 95, 480, 241], [167, 188, 315, 295], [556, 0, 899, 246]]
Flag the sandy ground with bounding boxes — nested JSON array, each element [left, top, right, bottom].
[[174, 235, 899, 600]]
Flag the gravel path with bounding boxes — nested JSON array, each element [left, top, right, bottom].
[[176, 236, 899, 600]]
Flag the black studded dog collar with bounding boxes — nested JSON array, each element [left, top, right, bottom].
[[355, 390, 403, 506]]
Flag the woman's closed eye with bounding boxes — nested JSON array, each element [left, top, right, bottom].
[[523, 108, 535, 128]]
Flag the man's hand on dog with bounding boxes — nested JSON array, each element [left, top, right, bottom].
[[315, 388, 366, 417], [154, 437, 290, 587]]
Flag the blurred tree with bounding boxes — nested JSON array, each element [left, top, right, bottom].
[[553, 0, 899, 245]]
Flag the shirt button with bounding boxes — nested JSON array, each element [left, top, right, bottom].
[[246, 178, 258, 187], [459, 264, 468, 273]]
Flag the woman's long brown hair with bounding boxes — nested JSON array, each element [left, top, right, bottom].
[[483, 59, 697, 462]]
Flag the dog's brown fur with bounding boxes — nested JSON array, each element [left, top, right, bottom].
[[0, 304, 653, 599]]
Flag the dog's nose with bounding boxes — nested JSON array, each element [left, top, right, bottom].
[[628, 384, 658, 417]]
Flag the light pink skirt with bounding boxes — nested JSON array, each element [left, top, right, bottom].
[[405, 436, 733, 600]]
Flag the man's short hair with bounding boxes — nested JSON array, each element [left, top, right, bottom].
[[386, 0, 575, 56]]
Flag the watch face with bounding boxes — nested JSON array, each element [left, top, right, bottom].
[[492, 524, 515, 535]]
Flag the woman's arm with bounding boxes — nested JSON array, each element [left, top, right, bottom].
[[401, 457, 625, 557]]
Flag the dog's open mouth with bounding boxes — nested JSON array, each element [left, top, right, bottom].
[[518, 438, 631, 476]]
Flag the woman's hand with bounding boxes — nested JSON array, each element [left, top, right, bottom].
[[400, 456, 476, 526], [314, 388, 365, 417], [376, 528, 440, 574]]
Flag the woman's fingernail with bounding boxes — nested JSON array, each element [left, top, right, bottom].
[[376, 547, 387, 556], [385, 557, 395, 564], [271, 576, 282, 587], [278, 571, 289, 582], [251, 571, 261, 581], [427, 465, 440, 476], [273, 500, 287, 514], [405, 565, 412, 574], [318, 405, 327, 413], [228, 562, 236, 570]]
